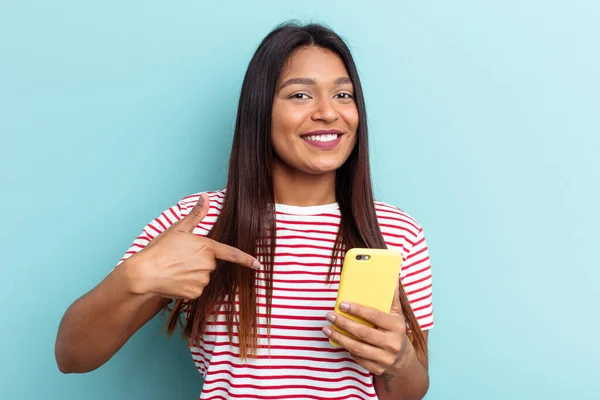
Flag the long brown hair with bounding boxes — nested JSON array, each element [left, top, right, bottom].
[[166, 21, 427, 364]]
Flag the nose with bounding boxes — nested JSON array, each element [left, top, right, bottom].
[[311, 97, 339, 123]]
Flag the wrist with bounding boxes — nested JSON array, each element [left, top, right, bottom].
[[119, 254, 155, 296], [389, 333, 417, 373]]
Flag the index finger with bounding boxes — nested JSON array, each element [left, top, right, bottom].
[[338, 302, 401, 332], [207, 239, 261, 270]]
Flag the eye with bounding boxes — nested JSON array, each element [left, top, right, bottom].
[[289, 93, 311, 100], [334, 92, 354, 100]]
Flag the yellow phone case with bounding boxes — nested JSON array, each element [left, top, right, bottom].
[[330, 248, 403, 347]]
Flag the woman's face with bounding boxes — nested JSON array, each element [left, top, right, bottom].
[[271, 46, 359, 175]]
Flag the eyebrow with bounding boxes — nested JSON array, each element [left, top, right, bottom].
[[279, 76, 353, 90]]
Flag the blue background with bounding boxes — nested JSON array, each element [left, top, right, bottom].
[[1, 1, 598, 399]]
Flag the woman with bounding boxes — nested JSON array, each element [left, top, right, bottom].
[[55, 22, 434, 399]]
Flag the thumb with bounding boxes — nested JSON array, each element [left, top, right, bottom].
[[390, 280, 402, 316], [178, 194, 209, 231]]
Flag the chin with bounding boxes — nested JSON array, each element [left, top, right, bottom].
[[304, 161, 346, 175]]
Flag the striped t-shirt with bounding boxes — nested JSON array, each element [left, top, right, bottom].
[[118, 189, 434, 399]]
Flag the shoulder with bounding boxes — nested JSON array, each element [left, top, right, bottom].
[[142, 189, 226, 237], [116, 188, 226, 266], [176, 189, 226, 235], [373, 200, 424, 254], [177, 188, 226, 215]]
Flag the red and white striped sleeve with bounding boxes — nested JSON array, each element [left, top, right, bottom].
[[400, 227, 434, 330], [112, 199, 197, 314], [114, 190, 223, 269], [114, 202, 185, 268]]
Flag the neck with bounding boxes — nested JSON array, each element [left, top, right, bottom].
[[272, 160, 337, 206]]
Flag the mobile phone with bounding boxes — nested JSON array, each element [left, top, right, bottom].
[[329, 248, 403, 347]]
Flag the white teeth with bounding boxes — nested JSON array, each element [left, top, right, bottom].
[[304, 134, 339, 142]]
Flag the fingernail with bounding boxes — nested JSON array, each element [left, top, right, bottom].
[[323, 326, 332, 336], [340, 302, 350, 312], [326, 312, 336, 322], [252, 260, 261, 270]]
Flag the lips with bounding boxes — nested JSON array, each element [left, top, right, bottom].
[[300, 129, 343, 150]]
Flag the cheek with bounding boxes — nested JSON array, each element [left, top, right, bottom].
[[271, 102, 308, 137], [344, 107, 360, 132], [342, 107, 359, 153], [271, 103, 302, 162]]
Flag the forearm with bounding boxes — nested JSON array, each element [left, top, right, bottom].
[[374, 341, 429, 400], [54, 260, 168, 373]]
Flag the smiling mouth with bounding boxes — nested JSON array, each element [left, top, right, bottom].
[[299, 130, 343, 149], [302, 133, 341, 143]]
